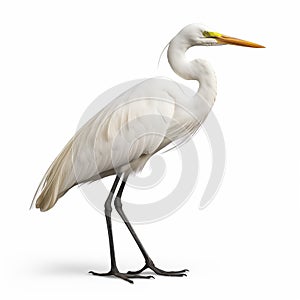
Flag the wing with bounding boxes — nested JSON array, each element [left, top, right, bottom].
[[71, 78, 177, 184], [32, 77, 191, 211]]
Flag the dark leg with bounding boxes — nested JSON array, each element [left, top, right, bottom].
[[114, 179, 188, 277], [89, 175, 154, 284]]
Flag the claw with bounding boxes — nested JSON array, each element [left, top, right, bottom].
[[127, 263, 189, 277], [89, 269, 153, 284]]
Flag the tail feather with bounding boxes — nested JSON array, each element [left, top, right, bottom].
[[32, 139, 74, 212]]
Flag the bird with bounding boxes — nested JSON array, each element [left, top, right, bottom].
[[32, 23, 264, 283]]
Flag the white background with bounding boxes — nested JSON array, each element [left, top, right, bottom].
[[1, 0, 300, 299]]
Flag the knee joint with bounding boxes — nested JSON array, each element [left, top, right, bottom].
[[104, 194, 113, 213], [114, 197, 122, 210]]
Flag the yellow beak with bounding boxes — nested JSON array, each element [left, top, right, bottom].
[[203, 31, 265, 48], [216, 35, 265, 48]]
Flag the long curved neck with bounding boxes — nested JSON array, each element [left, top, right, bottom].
[[167, 39, 217, 106]]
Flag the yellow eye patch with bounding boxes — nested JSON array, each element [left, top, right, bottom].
[[203, 31, 222, 38]]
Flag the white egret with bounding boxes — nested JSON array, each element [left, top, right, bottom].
[[32, 24, 264, 283]]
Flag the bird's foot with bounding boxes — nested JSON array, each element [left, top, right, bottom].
[[127, 259, 189, 277], [89, 269, 154, 284]]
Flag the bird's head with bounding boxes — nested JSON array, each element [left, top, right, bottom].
[[176, 23, 265, 48]]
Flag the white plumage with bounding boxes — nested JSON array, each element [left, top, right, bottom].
[[32, 23, 263, 212]]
